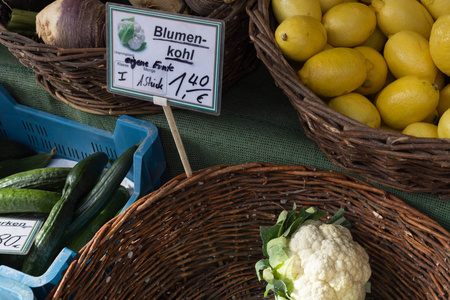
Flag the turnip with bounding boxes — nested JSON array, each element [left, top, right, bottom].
[[36, 0, 106, 48]]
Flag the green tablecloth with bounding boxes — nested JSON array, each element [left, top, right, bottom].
[[0, 44, 449, 231]]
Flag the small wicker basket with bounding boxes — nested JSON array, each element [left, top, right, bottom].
[[47, 163, 449, 300], [246, 0, 450, 196], [0, 0, 257, 115]]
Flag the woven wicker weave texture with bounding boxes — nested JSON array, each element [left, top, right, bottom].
[[246, 0, 450, 197], [0, 0, 257, 115], [48, 163, 450, 300]]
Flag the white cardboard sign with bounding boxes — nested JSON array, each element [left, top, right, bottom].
[[106, 4, 224, 115], [0, 218, 43, 255]]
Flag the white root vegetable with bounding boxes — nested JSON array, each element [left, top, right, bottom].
[[36, 0, 106, 48], [128, 0, 185, 13]]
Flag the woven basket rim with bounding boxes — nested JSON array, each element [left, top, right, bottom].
[[47, 163, 450, 300]]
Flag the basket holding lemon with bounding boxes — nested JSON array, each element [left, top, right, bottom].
[[273, 0, 450, 139]]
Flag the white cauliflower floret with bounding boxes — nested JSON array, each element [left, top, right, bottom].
[[287, 223, 371, 300], [256, 206, 371, 300]]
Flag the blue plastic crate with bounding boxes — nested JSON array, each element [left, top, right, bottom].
[[0, 84, 169, 299], [0, 274, 35, 300]]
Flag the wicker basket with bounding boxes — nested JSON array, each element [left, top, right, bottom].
[[47, 163, 449, 300], [246, 0, 450, 196], [0, 0, 257, 115]]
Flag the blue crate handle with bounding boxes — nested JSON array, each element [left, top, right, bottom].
[[0, 249, 75, 300], [0, 274, 35, 300]]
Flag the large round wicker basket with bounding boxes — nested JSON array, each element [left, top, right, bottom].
[[0, 0, 257, 115], [47, 163, 449, 300], [246, 0, 450, 196]]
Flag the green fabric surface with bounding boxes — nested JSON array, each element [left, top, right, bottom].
[[0, 44, 449, 232]]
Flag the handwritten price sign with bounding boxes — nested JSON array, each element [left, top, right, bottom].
[[106, 4, 224, 115], [0, 218, 43, 255]]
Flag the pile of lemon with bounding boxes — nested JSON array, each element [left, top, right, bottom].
[[273, 0, 450, 138]]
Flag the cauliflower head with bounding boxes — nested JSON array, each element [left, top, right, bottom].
[[287, 221, 371, 300], [255, 205, 371, 300]]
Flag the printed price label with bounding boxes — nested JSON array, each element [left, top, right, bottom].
[[0, 218, 43, 255], [106, 4, 224, 115]]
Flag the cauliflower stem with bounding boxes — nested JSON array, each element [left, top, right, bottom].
[[255, 204, 371, 300]]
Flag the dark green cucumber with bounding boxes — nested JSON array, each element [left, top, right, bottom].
[[66, 185, 129, 252], [0, 148, 56, 180], [0, 167, 71, 191], [0, 189, 61, 214], [0, 139, 35, 161], [21, 152, 109, 276], [66, 144, 138, 241]]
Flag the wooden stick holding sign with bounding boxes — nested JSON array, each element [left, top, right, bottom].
[[153, 96, 192, 177], [106, 4, 224, 179]]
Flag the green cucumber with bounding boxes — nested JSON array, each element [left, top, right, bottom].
[[0, 167, 71, 191], [66, 185, 129, 252], [0, 148, 56, 180], [0, 189, 61, 214], [0, 139, 35, 161], [65, 144, 138, 241], [21, 152, 109, 276]]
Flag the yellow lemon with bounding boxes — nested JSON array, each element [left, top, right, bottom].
[[354, 46, 388, 95], [317, 0, 357, 14], [375, 75, 439, 130], [371, 0, 434, 39], [402, 122, 438, 138], [358, 26, 387, 53], [272, 0, 322, 23], [275, 15, 327, 62], [429, 14, 450, 76], [438, 108, 450, 138], [328, 93, 381, 128], [318, 0, 343, 14], [383, 30, 438, 82], [420, 0, 450, 20], [322, 2, 376, 47], [437, 84, 450, 116], [298, 47, 368, 98]]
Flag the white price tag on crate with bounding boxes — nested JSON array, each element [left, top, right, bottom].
[[106, 3, 225, 115], [0, 218, 43, 255]]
